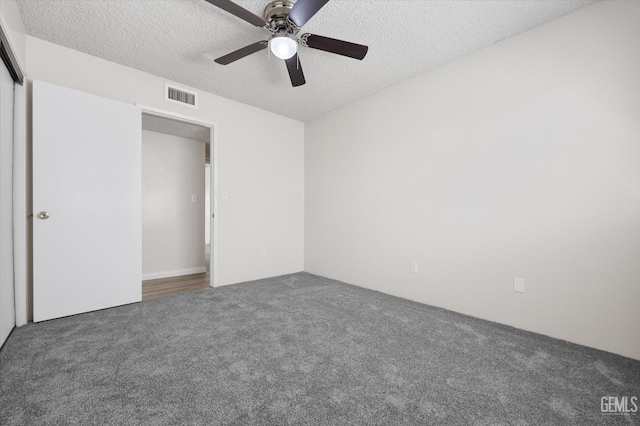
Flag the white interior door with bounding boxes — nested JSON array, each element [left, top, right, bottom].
[[33, 80, 141, 322], [0, 57, 15, 345]]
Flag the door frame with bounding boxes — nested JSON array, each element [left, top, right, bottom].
[[0, 51, 16, 345], [138, 105, 218, 288], [1, 9, 28, 326]]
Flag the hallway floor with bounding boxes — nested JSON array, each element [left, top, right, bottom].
[[142, 245, 210, 300]]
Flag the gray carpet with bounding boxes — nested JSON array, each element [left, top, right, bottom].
[[1, 273, 638, 425]]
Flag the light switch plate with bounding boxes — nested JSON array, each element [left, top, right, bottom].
[[514, 277, 525, 293]]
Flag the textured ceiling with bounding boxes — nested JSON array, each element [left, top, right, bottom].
[[17, 0, 597, 122]]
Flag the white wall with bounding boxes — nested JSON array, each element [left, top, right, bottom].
[[142, 130, 205, 280], [0, 0, 27, 328], [0, 55, 15, 346], [25, 36, 305, 288], [305, 0, 640, 360]]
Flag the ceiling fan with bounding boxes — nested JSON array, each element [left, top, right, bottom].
[[206, 0, 369, 87]]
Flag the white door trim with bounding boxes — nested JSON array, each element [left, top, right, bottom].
[[137, 104, 218, 288], [12, 82, 26, 326], [0, 56, 15, 344], [0, 13, 26, 84]]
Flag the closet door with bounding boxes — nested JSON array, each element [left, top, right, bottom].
[[0, 54, 15, 344], [33, 80, 141, 322]]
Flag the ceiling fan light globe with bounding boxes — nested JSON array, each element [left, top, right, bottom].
[[270, 36, 297, 60]]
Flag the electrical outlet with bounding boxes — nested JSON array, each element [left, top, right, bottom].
[[410, 261, 418, 274], [260, 249, 266, 258], [514, 277, 525, 293]]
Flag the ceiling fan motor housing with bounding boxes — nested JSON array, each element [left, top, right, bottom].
[[264, 1, 298, 34]]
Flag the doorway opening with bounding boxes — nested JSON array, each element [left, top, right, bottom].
[[139, 108, 216, 300]]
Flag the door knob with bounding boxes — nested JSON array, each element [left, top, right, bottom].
[[37, 211, 50, 220]]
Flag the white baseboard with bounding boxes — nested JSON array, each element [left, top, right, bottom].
[[142, 266, 207, 281]]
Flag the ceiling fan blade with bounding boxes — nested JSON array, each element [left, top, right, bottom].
[[204, 0, 266, 27], [285, 54, 306, 87], [301, 34, 368, 60], [214, 41, 268, 65], [288, 0, 329, 28]]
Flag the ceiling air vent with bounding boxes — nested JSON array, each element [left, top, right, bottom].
[[165, 83, 198, 108]]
